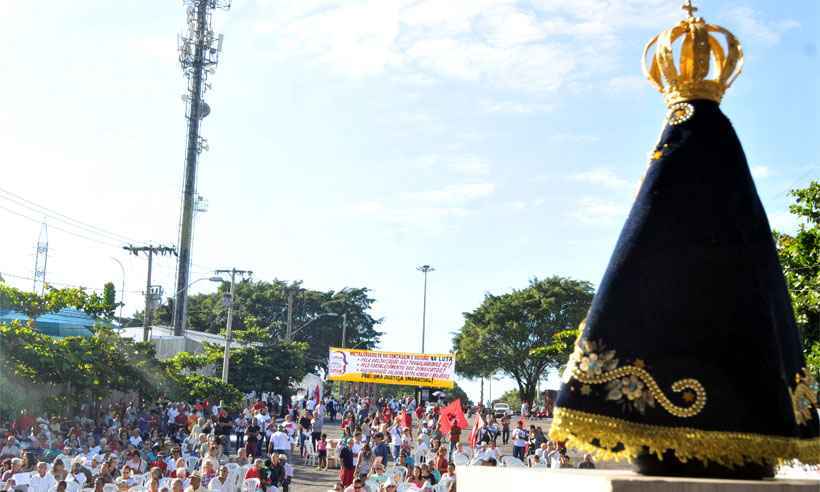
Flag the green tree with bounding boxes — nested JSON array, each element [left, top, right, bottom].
[[774, 180, 820, 378], [497, 389, 522, 410], [152, 280, 382, 372], [453, 276, 594, 404], [0, 284, 241, 418], [102, 282, 118, 319]]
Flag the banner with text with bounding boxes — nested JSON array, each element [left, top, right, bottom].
[[327, 347, 455, 389]]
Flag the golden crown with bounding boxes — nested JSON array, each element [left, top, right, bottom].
[[642, 0, 744, 107]]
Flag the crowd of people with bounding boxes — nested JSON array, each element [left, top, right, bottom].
[[0, 392, 594, 492]]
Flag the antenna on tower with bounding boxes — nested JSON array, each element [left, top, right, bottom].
[[33, 222, 49, 295], [173, 0, 230, 336]]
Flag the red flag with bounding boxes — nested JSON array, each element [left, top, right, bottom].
[[468, 413, 484, 448], [438, 399, 468, 434], [313, 384, 321, 404]]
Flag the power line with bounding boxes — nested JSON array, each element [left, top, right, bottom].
[[0, 203, 124, 249], [0, 186, 146, 245]]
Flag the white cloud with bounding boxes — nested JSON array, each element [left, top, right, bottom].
[[350, 179, 495, 232], [750, 165, 772, 179], [723, 7, 799, 45], [505, 201, 528, 211], [571, 197, 628, 225], [570, 168, 629, 190], [550, 133, 600, 144], [249, 0, 685, 92], [410, 155, 491, 176], [482, 100, 554, 114], [401, 183, 495, 203], [608, 75, 648, 92], [767, 211, 798, 234], [448, 156, 491, 176]]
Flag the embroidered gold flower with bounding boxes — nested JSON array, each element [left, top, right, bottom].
[[606, 375, 656, 414], [565, 337, 706, 418], [563, 338, 617, 383]]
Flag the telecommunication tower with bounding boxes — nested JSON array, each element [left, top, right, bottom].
[[33, 222, 49, 295], [173, 0, 230, 336]]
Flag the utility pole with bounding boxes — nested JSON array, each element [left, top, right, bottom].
[[416, 265, 434, 353], [480, 377, 485, 408], [214, 268, 252, 383], [124, 244, 177, 342], [173, 0, 230, 336], [286, 290, 295, 342]]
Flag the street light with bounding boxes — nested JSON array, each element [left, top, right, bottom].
[[417, 265, 434, 353], [109, 257, 126, 321]]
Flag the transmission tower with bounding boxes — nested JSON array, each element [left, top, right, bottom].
[[173, 0, 230, 336], [33, 222, 49, 295]]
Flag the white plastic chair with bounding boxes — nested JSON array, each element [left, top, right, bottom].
[[451, 454, 469, 466], [437, 477, 454, 492], [385, 465, 407, 481], [364, 479, 379, 492], [242, 478, 259, 492], [501, 456, 525, 467], [185, 456, 200, 473], [103, 484, 118, 492], [304, 440, 319, 467]]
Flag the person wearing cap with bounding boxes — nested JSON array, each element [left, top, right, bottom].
[[185, 472, 207, 492]]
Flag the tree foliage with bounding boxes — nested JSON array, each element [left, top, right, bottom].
[[774, 181, 820, 379], [0, 283, 117, 320], [0, 284, 243, 418], [452, 276, 594, 404], [497, 389, 522, 410], [151, 280, 382, 372]]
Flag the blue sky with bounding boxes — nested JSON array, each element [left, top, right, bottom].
[[0, 0, 817, 402]]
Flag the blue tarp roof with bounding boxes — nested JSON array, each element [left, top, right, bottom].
[[0, 307, 96, 337]]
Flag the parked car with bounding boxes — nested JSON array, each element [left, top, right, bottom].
[[492, 402, 511, 418]]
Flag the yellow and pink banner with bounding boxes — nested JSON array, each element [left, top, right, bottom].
[[327, 347, 455, 389]]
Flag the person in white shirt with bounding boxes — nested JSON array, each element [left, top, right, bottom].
[[29, 462, 57, 492], [269, 426, 291, 461], [534, 443, 549, 461], [207, 466, 233, 492], [510, 422, 528, 461], [0, 436, 20, 459], [128, 430, 143, 448]]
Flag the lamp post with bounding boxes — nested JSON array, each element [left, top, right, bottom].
[[109, 257, 126, 321], [416, 265, 434, 353], [214, 268, 253, 384]]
